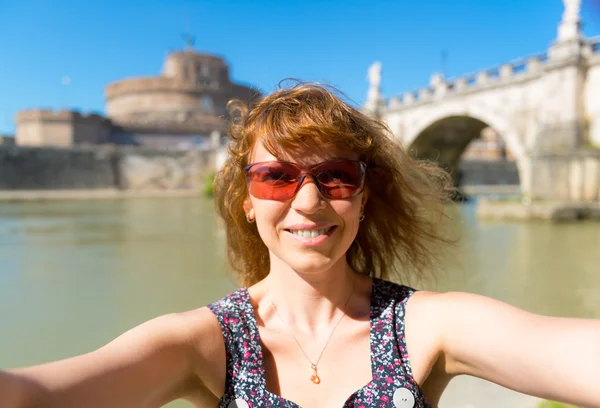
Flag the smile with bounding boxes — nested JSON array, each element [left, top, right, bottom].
[[288, 227, 334, 238]]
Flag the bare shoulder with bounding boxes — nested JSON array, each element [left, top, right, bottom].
[[401, 291, 447, 383], [402, 291, 527, 388], [177, 306, 227, 386], [404, 290, 547, 375], [153, 306, 227, 403], [405, 289, 528, 324], [94, 305, 224, 360], [404, 290, 535, 342], [168, 306, 224, 346], [403, 289, 448, 339]]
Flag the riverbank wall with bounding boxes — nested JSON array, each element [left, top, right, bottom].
[[0, 145, 217, 195], [477, 199, 600, 221], [0, 145, 522, 202], [477, 151, 600, 221]]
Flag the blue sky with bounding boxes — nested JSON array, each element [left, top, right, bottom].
[[1, 0, 599, 134]]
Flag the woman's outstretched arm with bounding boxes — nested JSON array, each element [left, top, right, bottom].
[[0, 307, 224, 408], [412, 291, 600, 407]]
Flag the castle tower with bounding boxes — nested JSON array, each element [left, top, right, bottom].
[[104, 47, 259, 149]]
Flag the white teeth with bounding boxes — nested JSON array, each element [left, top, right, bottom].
[[289, 227, 331, 238]]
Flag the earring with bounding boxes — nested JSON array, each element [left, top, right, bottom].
[[246, 212, 255, 223], [359, 213, 365, 222]]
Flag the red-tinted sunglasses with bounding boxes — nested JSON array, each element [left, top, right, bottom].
[[244, 160, 367, 200]]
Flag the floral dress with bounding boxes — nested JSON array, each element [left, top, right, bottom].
[[208, 278, 432, 408]]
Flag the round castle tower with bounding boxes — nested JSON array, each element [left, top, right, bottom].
[[105, 48, 258, 137]]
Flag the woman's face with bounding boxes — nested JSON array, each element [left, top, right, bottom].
[[244, 140, 367, 276]]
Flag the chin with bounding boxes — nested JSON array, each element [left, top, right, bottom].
[[284, 254, 341, 276]]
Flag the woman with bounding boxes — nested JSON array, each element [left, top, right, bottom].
[[1, 83, 599, 408]]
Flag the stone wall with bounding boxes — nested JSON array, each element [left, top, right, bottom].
[[0, 135, 16, 146], [584, 52, 600, 147], [0, 145, 216, 191], [530, 151, 600, 201]]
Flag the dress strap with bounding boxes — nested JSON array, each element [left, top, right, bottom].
[[389, 282, 419, 378], [208, 288, 263, 407], [370, 279, 430, 406]]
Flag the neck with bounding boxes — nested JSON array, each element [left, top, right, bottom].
[[263, 256, 356, 334]]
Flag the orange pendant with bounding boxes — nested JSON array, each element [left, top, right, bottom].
[[310, 364, 320, 384]]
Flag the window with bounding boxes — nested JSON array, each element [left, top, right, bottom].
[[201, 95, 214, 112]]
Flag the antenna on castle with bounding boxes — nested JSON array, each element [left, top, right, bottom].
[[182, 33, 195, 51], [181, 3, 195, 51]]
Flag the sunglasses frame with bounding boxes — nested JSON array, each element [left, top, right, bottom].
[[243, 159, 367, 200]]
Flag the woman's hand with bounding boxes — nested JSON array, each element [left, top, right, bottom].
[[413, 291, 600, 407], [1, 307, 223, 408]]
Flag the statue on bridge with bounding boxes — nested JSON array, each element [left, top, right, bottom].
[[557, 0, 582, 42], [365, 61, 383, 116], [562, 0, 580, 23], [367, 61, 382, 90]]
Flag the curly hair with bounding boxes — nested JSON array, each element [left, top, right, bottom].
[[214, 81, 453, 287]]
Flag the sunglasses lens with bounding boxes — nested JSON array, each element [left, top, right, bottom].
[[314, 161, 365, 199], [245, 160, 366, 201], [246, 162, 300, 200]]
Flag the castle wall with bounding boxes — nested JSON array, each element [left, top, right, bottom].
[[0, 135, 16, 146], [15, 110, 112, 147], [73, 115, 112, 145], [15, 121, 45, 146], [0, 146, 216, 191], [16, 111, 74, 147], [0, 146, 116, 189]]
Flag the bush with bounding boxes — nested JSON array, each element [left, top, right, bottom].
[[202, 171, 215, 197]]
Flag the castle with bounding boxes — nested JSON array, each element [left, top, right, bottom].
[[15, 46, 259, 150]]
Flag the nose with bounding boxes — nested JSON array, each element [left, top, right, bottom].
[[290, 174, 326, 213]]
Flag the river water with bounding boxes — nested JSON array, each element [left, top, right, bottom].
[[0, 197, 598, 407]]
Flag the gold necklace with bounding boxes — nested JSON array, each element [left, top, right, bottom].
[[265, 274, 356, 384]]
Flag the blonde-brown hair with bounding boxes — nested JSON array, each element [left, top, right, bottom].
[[214, 82, 452, 287]]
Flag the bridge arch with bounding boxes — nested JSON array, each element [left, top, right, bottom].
[[404, 104, 525, 162], [402, 104, 528, 192]]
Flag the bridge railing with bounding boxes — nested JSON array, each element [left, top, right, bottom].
[[388, 36, 600, 109], [589, 35, 600, 53], [388, 52, 549, 108]]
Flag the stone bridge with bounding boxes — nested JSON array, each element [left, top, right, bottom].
[[365, 0, 600, 202]]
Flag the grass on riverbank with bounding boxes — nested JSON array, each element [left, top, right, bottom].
[[582, 141, 600, 152], [537, 400, 580, 408]]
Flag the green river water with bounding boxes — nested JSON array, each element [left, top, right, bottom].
[[0, 198, 598, 407]]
